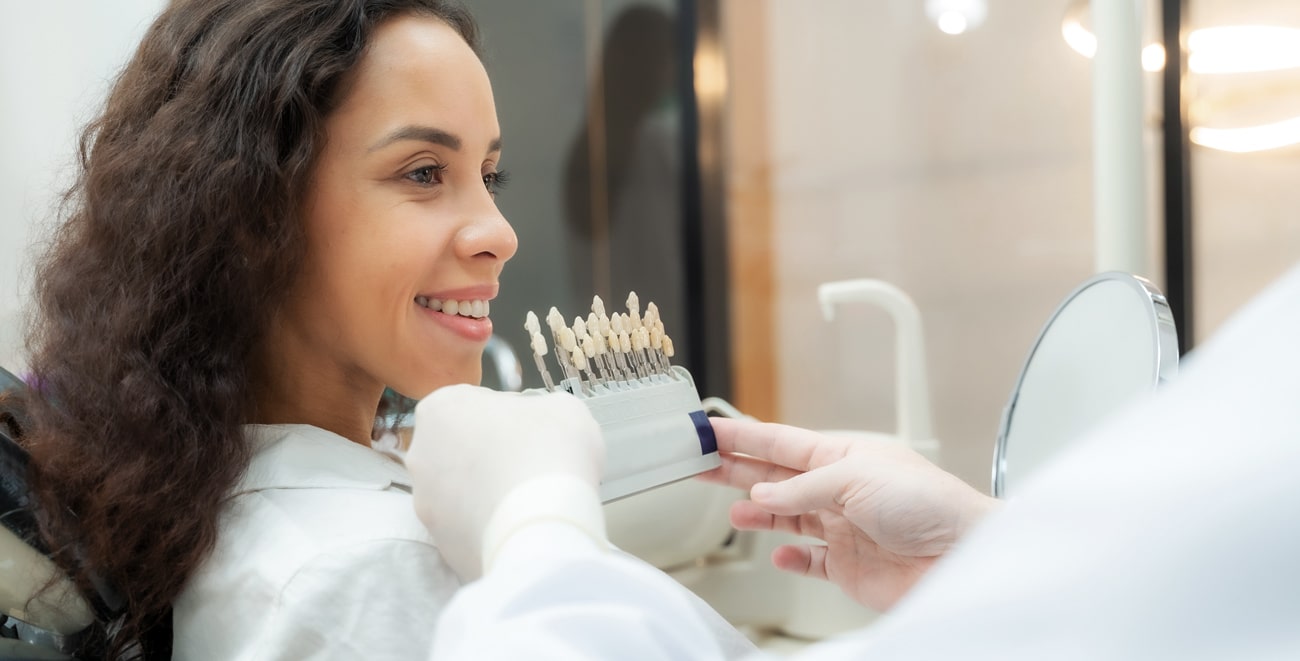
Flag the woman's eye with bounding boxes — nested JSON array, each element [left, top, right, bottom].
[[483, 169, 510, 196], [405, 164, 446, 186]]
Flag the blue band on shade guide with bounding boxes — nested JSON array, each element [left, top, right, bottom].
[[690, 410, 718, 455]]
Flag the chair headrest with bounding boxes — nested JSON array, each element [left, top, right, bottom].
[[0, 374, 124, 623]]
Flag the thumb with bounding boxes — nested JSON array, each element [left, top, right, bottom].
[[751, 462, 854, 516]]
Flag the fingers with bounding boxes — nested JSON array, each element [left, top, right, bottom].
[[771, 544, 829, 583], [729, 500, 826, 540], [697, 452, 802, 491], [750, 462, 854, 517], [710, 417, 851, 473]]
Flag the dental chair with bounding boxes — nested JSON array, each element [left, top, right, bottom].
[[0, 366, 124, 660]]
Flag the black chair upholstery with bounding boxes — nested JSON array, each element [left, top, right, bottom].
[[0, 367, 124, 658]]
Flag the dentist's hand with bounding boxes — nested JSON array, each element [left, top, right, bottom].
[[406, 385, 605, 581], [700, 418, 997, 611]]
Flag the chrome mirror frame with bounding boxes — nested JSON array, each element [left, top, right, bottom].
[[992, 272, 1179, 498]]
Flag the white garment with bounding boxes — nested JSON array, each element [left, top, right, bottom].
[[429, 265, 1300, 660], [170, 423, 754, 659], [172, 424, 460, 660]]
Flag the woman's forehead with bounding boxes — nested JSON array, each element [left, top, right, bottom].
[[330, 15, 499, 152]]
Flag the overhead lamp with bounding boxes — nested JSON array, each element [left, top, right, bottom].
[[925, 0, 987, 36], [1061, 0, 1300, 152], [1190, 116, 1300, 153]]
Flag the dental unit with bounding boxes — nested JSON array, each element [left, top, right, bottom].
[[523, 293, 719, 503]]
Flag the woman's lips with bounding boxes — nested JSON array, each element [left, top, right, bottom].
[[416, 299, 493, 342]]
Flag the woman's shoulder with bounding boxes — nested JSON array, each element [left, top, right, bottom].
[[173, 425, 455, 655], [174, 483, 458, 660], [203, 423, 439, 574]]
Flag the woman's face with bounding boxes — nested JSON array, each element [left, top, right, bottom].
[[281, 15, 516, 406]]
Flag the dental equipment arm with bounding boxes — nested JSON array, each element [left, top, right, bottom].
[[817, 279, 933, 443]]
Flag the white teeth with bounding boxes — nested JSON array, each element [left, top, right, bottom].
[[417, 296, 490, 319], [416, 297, 444, 312]]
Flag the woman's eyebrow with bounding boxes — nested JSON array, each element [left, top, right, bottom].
[[369, 125, 461, 152], [368, 125, 503, 155]]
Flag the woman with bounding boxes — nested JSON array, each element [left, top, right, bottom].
[[23, 0, 513, 657]]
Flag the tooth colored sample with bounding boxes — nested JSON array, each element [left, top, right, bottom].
[[558, 327, 577, 352]]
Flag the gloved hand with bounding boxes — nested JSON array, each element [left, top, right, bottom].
[[700, 417, 998, 611], [406, 385, 606, 581]]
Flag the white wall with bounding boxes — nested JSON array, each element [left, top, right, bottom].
[[0, 1, 164, 372]]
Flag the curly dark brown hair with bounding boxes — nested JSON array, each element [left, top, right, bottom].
[[21, 0, 478, 657]]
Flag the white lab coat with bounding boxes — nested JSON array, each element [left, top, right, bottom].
[[172, 424, 461, 659], [429, 264, 1300, 660]]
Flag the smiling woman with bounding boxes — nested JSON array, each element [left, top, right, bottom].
[[252, 15, 517, 444], [19, 1, 508, 658]]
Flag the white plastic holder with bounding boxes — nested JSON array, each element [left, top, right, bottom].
[[546, 366, 720, 503]]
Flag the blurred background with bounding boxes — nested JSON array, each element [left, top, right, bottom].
[[2, 0, 1299, 493]]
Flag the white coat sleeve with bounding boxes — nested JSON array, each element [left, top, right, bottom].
[[430, 265, 1300, 661], [430, 522, 740, 661]]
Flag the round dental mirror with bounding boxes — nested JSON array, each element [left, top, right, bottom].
[[992, 272, 1179, 498]]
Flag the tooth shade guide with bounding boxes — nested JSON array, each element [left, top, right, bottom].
[[525, 292, 688, 394]]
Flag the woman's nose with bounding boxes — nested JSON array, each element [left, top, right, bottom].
[[457, 194, 518, 265]]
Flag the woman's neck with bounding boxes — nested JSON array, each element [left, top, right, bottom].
[[249, 329, 382, 446]]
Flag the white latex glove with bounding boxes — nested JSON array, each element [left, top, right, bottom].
[[406, 384, 606, 581], [700, 417, 998, 611]]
